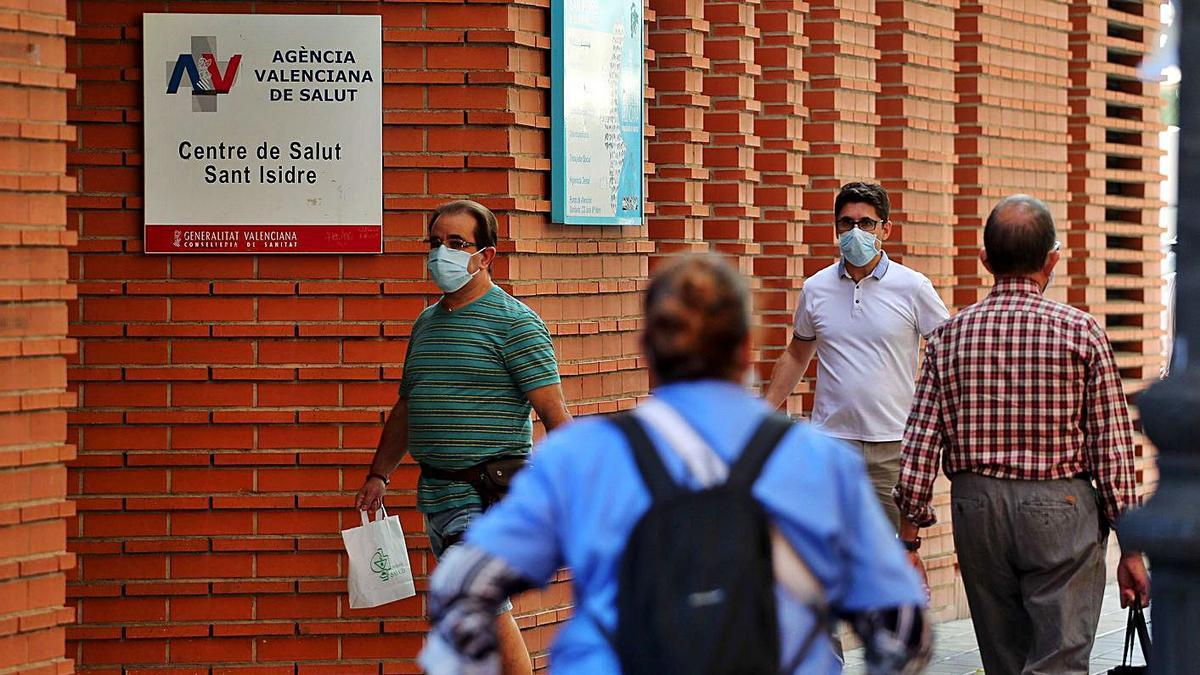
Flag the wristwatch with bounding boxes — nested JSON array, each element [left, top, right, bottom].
[[901, 536, 921, 552], [367, 471, 390, 485]]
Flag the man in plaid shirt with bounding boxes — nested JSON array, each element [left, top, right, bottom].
[[894, 195, 1151, 674]]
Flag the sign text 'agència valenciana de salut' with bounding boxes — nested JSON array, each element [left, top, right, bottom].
[[142, 14, 383, 254]]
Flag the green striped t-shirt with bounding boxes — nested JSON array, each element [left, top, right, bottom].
[[400, 286, 561, 513]]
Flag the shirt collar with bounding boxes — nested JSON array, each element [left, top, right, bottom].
[[837, 250, 890, 281], [989, 276, 1043, 296]]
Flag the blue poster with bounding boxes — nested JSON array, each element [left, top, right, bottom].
[[551, 0, 644, 225]]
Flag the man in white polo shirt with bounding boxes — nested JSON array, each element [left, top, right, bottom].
[[765, 182, 949, 534]]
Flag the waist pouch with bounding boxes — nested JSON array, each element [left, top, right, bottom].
[[419, 456, 529, 508]]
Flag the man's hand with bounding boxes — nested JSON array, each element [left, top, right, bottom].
[[906, 551, 930, 602], [1117, 551, 1150, 608], [356, 475, 388, 512]]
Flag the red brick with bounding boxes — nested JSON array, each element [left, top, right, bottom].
[[257, 341, 340, 365], [258, 298, 340, 322], [173, 258, 255, 279], [83, 341, 168, 365], [81, 513, 167, 537], [80, 597, 165, 623], [255, 636, 339, 662], [170, 554, 254, 580], [343, 340, 407, 364], [170, 596, 254, 622], [82, 382, 167, 408], [171, 298, 255, 322], [171, 426, 253, 451], [172, 341, 254, 365], [343, 297, 426, 321], [81, 297, 168, 322], [257, 257, 340, 280], [170, 469, 254, 494], [257, 468, 341, 493], [171, 511, 254, 536], [169, 638, 254, 664], [81, 639, 167, 665], [257, 383, 339, 407], [81, 469, 166, 494], [171, 382, 254, 407]]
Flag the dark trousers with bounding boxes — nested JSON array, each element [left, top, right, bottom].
[[951, 473, 1107, 675]]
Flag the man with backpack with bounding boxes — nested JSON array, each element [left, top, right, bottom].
[[419, 254, 930, 674]]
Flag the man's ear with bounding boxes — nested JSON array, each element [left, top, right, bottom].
[[1043, 249, 1061, 277], [478, 246, 497, 270], [979, 248, 993, 274], [879, 220, 893, 242]]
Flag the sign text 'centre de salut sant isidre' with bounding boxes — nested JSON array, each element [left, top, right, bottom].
[[142, 14, 383, 254]]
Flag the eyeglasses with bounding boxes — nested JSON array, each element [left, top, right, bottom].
[[835, 217, 882, 234], [426, 237, 477, 251]]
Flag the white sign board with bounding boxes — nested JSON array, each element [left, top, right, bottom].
[[142, 14, 382, 253]]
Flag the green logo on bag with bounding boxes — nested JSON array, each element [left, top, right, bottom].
[[370, 548, 393, 581]]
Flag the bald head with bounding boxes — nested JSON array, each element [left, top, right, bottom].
[[983, 195, 1057, 276]]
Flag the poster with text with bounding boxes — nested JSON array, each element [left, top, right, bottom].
[[142, 14, 382, 254], [550, 0, 644, 225]]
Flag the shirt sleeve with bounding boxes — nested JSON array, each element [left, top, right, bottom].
[[465, 451, 564, 585], [792, 285, 816, 340], [913, 278, 950, 337], [895, 339, 946, 527], [1083, 320, 1138, 526], [503, 315, 561, 394], [832, 448, 927, 613]]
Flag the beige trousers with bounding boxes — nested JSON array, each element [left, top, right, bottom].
[[842, 439, 902, 532]]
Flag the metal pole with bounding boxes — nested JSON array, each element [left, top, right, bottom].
[[1118, 1, 1200, 671]]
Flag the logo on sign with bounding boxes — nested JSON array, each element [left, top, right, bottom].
[[165, 36, 242, 112]]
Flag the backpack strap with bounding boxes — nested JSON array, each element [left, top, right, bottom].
[[634, 399, 727, 487], [726, 413, 793, 493], [610, 413, 683, 502]]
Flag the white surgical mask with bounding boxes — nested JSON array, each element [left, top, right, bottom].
[[427, 245, 482, 293], [838, 227, 879, 267]]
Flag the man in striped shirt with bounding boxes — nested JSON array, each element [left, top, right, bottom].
[[895, 195, 1150, 674], [356, 200, 572, 675]]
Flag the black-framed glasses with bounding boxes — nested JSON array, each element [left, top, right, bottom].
[[835, 217, 882, 234], [426, 237, 478, 251]]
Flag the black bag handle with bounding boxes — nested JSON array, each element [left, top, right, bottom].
[[1121, 601, 1151, 668]]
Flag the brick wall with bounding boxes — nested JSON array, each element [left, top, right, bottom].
[[752, 0, 810, 380], [875, 0, 961, 621], [55, 0, 1165, 672], [1067, 0, 1165, 502], [1, 0, 77, 673]]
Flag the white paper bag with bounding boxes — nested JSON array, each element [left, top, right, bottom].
[[341, 506, 416, 609]]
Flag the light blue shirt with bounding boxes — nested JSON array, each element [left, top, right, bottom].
[[466, 380, 925, 673]]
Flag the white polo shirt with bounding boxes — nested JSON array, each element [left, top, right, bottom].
[[793, 252, 950, 442]]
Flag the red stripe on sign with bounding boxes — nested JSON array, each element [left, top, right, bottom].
[[144, 225, 383, 254]]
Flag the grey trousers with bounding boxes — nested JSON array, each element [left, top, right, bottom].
[[951, 473, 1107, 675], [844, 439, 902, 532]]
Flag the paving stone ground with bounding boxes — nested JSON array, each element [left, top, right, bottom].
[[843, 583, 1151, 674]]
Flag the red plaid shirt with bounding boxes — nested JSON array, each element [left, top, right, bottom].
[[895, 277, 1137, 528]]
